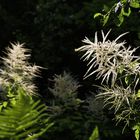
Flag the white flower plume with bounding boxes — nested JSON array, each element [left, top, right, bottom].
[[0, 42, 42, 95], [75, 30, 138, 85]]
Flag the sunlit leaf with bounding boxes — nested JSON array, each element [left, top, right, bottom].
[[136, 90, 140, 98], [121, 0, 127, 3], [117, 10, 124, 26], [103, 14, 110, 26], [130, 1, 140, 8], [122, 7, 131, 16], [94, 13, 103, 19], [125, 76, 129, 85], [89, 126, 99, 140], [132, 124, 140, 140]]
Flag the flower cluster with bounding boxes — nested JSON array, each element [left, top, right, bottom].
[[96, 85, 134, 113], [75, 30, 138, 85], [48, 71, 81, 115], [0, 43, 41, 95], [76, 30, 140, 129], [49, 71, 80, 100]]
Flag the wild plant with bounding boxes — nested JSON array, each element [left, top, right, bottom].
[[0, 43, 53, 139], [0, 42, 41, 96], [48, 71, 81, 115], [75, 30, 140, 137], [47, 72, 93, 140]]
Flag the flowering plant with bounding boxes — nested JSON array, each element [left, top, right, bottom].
[[75, 30, 140, 137], [0, 43, 41, 95]]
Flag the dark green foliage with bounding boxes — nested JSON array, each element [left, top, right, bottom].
[[0, 88, 53, 140], [94, 0, 140, 49], [0, 0, 103, 75], [46, 111, 91, 140], [94, 0, 140, 26], [44, 72, 95, 140], [34, 0, 95, 72], [0, 0, 139, 76], [0, 38, 53, 139], [43, 72, 129, 140], [0, 0, 140, 140]]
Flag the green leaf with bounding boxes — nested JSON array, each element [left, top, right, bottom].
[[133, 124, 140, 140], [125, 76, 129, 85], [136, 90, 140, 98], [103, 14, 110, 26], [135, 129, 140, 140], [117, 11, 124, 26], [89, 126, 99, 140], [94, 13, 103, 19], [121, 0, 127, 3], [3, 101, 8, 107], [130, 1, 140, 8], [122, 7, 131, 17], [0, 89, 53, 139]]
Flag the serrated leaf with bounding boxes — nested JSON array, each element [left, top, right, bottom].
[[0, 89, 52, 139]]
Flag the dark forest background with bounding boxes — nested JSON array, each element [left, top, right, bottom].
[[0, 0, 139, 97], [0, 1, 140, 140]]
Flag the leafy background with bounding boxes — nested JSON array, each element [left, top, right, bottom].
[[0, 0, 139, 139]]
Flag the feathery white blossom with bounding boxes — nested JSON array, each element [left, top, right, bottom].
[[0, 42, 42, 95], [96, 85, 133, 113], [75, 30, 138, 85]]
